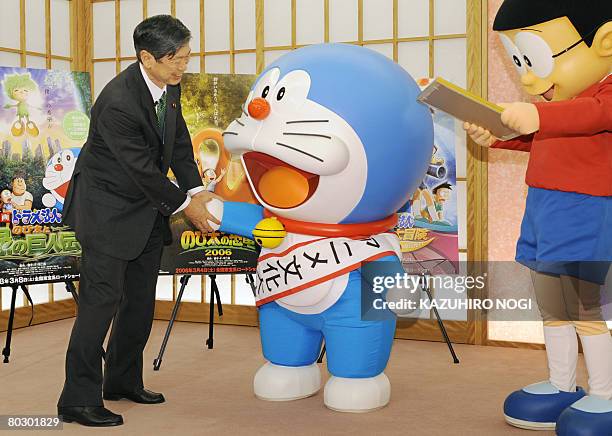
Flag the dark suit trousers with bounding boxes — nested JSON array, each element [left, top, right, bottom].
[[58, 215, 164, 407]]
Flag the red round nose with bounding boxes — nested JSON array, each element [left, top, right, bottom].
[[248, 97, 271, 120], [54, 164, 63, 171]]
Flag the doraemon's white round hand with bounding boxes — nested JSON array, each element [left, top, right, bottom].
[[205, 198, 223, 231], [42, 193, 56, 208]]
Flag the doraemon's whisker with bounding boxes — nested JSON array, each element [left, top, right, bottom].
[[222, 131, 239, 136], [242, 105, 249, 117], [235, 119, 245, 127], [286, 120, 329, 125], [276, 142, 324, 163], [283, 132, 332, 140]]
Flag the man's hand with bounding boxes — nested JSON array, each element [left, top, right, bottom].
[[498, 102, 540, 135], [463, 122, 498, 147], [183, 191, 223, 233]]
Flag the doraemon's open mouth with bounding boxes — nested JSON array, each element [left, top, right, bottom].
[[243, 151, 319, 209]]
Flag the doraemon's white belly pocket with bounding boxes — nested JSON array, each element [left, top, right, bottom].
[[276, 272, 349, 314]]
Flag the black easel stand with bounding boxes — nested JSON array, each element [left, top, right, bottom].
[[154, 274, 223, 371], [420, 271, 460, 364], [2, 285, 33, 364]]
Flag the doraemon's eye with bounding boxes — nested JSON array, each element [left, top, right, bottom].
[[523, 55, 532, 68], [499, 33, 526, 76], [277, 87, 285, 101], [262, 86, 270, 98], [66, 154, 71, 161]]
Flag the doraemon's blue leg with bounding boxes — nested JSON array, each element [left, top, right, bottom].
[[254, 302, 324, 401], [321, 258, 402, 413]]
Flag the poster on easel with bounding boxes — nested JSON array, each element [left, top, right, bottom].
[[395, 78, 460, 275], [0, 67, 91, 286], [159, 73, 261, 276]]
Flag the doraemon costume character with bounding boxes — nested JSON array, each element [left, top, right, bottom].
[[206, 43, 433, 412], [42, 147, 80, 212]]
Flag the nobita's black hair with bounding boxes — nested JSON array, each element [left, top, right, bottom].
[[133, 15, 191, 62], [433, 182, 452, 194], [493, 0, 612, 46]]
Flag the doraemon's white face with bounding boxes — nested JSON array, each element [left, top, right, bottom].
[[223, 68, 367, 224], [42, 150, 77, 195]]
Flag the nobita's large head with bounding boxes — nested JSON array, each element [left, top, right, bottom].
[[493, 0, 612, 101]]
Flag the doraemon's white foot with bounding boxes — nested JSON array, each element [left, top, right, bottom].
[[253, 362, 321, 401], [324, 373, 390, 413]]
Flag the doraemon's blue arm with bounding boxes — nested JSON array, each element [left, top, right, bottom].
[[219, 201, 264, 239], [361, 255, 405, 287]]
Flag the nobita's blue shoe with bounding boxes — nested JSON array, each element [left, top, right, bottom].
[[503, 381, 586, 430], [556, 396, 612, 436]]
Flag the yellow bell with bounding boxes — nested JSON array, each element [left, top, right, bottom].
[[252, 217, 287, 249]]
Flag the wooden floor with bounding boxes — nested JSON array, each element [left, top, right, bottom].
[[1, 318, 588, 435]]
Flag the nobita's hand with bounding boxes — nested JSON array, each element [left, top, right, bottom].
[[463, 122, 497, 147], [498, 102, 540, 135]]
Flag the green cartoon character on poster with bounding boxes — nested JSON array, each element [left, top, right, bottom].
[[2, 73, 40, 137]]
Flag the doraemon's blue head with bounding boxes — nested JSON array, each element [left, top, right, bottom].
[[224, 43, 433, 224]]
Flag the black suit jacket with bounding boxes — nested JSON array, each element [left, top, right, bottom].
[[63, 62, 202, 261]]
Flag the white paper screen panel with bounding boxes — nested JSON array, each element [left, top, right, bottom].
[[363, 0, 393, 41], [264, 0, 292, 47], [25, 0, 46, 53], [120, 0, 144, 58], [51, 0, 71, 57], [156, 275, 174, 301], [265, 49, 290, 67], [434, 38, 467, 88], [28, 284, 50, 305], [52, 59, 72, 71], [93, 2, 117, 59], [398, 0, 429, 38], [53, 282, 73, 301], [235, 53, 257, 74], [329, 0, 358, 43], [26, 55, 46, 69], [176, 275, 202, 303], [397, 41, 429, 80], [234, 0, 257, 50], [175, 0, 201, 52], [0, 0, 21, 49], [205, 0, 230, 52], [296, 0, 324, 46], [94, 61, 116, 99], [0, 52, 21, 68], [205, 54, 231, 74], [434, 0, 467, 35], [147, 0, 172, 17]]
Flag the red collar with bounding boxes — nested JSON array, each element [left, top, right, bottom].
[[263, 209, 398, 237]]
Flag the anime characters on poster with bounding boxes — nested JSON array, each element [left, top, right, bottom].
[[0, 67, 91, 284], [203, 43, 433, 412]]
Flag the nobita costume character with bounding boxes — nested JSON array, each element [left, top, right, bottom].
[[474, 1, 611, 434], [206, 43, 433, 412]]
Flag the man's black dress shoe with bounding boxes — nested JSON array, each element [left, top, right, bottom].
[[58, 406, 123, 427], [104, 388, 165, 404]]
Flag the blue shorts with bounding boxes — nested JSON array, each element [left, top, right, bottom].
[[516, 187, 612, 284]]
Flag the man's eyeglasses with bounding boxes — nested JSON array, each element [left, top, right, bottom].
[[158, 55, 191, 67]]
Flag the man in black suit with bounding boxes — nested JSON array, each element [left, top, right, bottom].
[[57, 15, 218, 427]]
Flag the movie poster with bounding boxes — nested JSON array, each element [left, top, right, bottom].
[[0, 67, 91, 286], [159, 73, 260, 275], [395, 79, 459, 275]]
